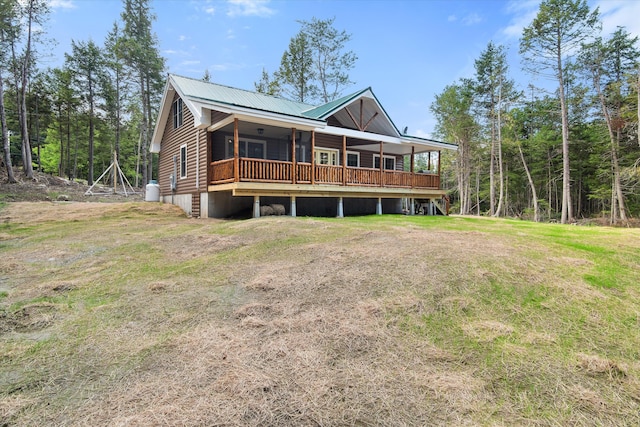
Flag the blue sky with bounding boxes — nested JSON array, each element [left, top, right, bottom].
[[46, 0, 640, 138]]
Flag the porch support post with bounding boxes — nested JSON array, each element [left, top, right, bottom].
[[379, 142, 384, 187], [253, 195, 260, 218], [233, 118, 239, 182], [290, 196, 297, 217], [311, 131, 315, 185], [437, 150, 441, 178], [342, 135, 347, 186], [376, 197, 382, 215], [337, 197, 344, 218], [427, 151, 432, 170], [291, 128, 297, 184], [410, 198, 415, 215], [410, 146, 415, 189]]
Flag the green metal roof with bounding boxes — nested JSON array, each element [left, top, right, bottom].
[[300, 87, 371, 119], [171, 74, 318, 119]]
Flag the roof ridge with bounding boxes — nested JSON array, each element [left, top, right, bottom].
[[169, 73, 316, 108]]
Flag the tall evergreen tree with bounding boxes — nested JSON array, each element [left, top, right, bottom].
[[579, 28, 639, 223], [275, 31, 315, 103], [120, 0, 165, 187], [431, 80, 479, 215], [520, 0, 599, 223], [66, 39, 105, 185], [0, 0, 17, 182], [473, 42, 519, 216], [299, 17, 357, 103]]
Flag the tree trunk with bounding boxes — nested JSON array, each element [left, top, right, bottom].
[[594, 71, 627, 223], [518, 143, 539, 222], [489, 111, 496, 216], [556, 31, 572, 223], [494, 81, 505, 217], [88, 74, 95, 186], [19, 0, 35, 179], [0, 70, 17, 183]]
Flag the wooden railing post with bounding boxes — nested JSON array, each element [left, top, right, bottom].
[[311, 131, 315, 185], [410, 146, 415, 189], [437, 150, 441, 189], [379, 142, 384, 187], [291, 128, 297, 184], [342, 135, 347, 186], [233, 118, 239, 182]]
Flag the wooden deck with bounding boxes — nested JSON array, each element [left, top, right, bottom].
[[208, 158, 440, 189]]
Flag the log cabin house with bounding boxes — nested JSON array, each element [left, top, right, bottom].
[[150, 74, 456, 218]]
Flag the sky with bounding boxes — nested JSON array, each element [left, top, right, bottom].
[[44, 0, 640, 139]]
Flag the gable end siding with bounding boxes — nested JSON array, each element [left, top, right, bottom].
[[158, 93, 207, 196]]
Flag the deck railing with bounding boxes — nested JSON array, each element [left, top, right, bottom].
[[209, 157, 440, 189]]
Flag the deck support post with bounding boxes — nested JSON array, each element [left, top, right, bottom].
[[376, 197, 382, 215], [337, 197, 344, 218], [410, 198, 415, 215], [290, 196, 297, 217], [253, 195, 260, 218]]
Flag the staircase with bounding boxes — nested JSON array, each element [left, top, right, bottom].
[[191, 193, 200, 218]]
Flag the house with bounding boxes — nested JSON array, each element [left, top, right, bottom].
[[150, 74, 456, 218]]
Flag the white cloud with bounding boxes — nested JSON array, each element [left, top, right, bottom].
[[226, 29, 236, 39], [597, 0, 640, 39], [462, 13, 482, 26], [502, 0, 539, 39], [204, 6, 215, 15], [210, 62, 244, 71], [178, 35, 188, 41], [49, 0, 75, 9], [226, 0, 275, 18], [182, 60, 201, 66]]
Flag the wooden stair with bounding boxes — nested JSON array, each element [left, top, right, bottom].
[[191, 193, 200, 218]]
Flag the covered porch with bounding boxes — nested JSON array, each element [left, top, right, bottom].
[[207, 118, 442, 190]]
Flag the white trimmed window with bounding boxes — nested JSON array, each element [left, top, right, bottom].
[[314, 147, 339, 165], [173, 98, 183, 129], [179, 144, 187, 178], [226, 137, 266, 159], [346, 151, 360, 167], [374, 154, 396, 170]]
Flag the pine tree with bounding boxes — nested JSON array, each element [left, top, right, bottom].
[[520, 0, 599, 223]]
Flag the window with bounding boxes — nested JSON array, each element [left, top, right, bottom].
[[374, 155, 396, 170], [346, 151, 360, 167], [173, 98, 183, 129], [179, 144, 187, 178], [226, 137, 266, 159], [314, 148, 339, 165]]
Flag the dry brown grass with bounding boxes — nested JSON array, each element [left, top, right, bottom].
[[1, 203, 640, 426]]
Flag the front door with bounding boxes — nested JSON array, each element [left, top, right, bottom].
[[315, 148, 339, 166]]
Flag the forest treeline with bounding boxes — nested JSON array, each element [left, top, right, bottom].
[[1, 0, 639, 224], [432, 0, 640, 224], [0, 0, 164, 189]]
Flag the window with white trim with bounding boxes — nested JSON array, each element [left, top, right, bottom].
[[346, 151, 360, 167], [374, 154, 396, 170], [179, 144, 187, 178], [226, 137, 266, 159], [314, 148, 339, 165], [173, 98, 183, 129]]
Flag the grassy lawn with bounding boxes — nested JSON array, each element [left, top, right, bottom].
[[1, 202, 639, 425]]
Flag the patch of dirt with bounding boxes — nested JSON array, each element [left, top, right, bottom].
[[0, 170, 143, 203]]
